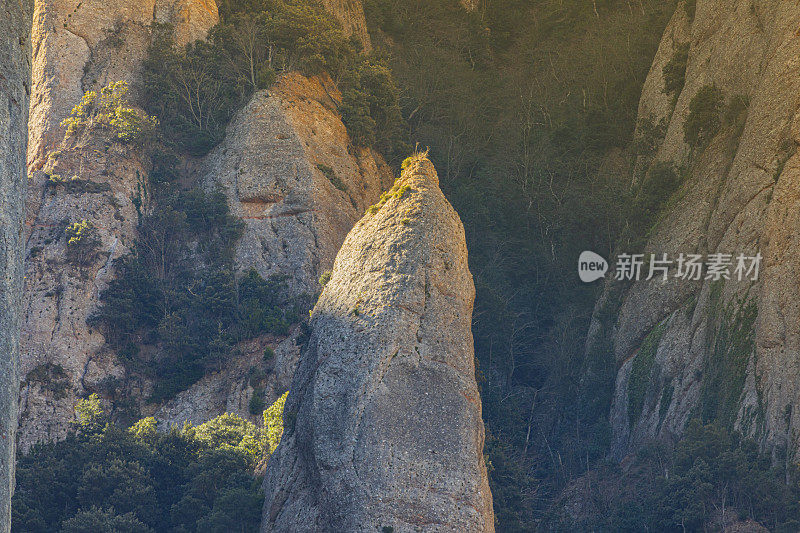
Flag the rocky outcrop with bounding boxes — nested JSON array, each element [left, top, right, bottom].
[[20, 0, 386, 445], [154, 330, 302, 428], [159, 72, 392, 429], [202, 72, 393, 300], [18, 127, 146, 451], [598, 0, 800, 459], [261, 155, 494, 532], [18, 0, 217, 450], [27, 0, 218, 174], [0, 0, 33, 527], [320, 0, 371, 52]]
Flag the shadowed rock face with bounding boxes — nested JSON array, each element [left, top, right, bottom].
[[261, 156, 494, 533], [0, 0, 32, 529], [592, 0, 800, 459]]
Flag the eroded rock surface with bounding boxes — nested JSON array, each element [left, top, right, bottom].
[[202, 72, 392, 300], [18, 129, 145, 451], [154, 330, 303, 428], [0, 0, 33, 527], [261, 156, 494, 533], [158, 72, 391, 430], [595, 0, 800, 459], [27, 0, 218, 174], [18, 0, 217, 450]]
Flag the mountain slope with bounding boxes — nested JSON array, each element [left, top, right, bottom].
[[597, 0, 800, 460]]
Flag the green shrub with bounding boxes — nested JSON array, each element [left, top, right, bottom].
[[144, 3, 406, 158], [23, 364, 70, 399], [318, 270, 332, 287], [628, 321, 667, 426], [638, 161, 682, 218], [700, 297, 757, 427], [249, 387, 266, 415], [684, 84, 724, 149], [317, 164, 347, 192], [93, 167, 297, 402], [340, 59, 408, 159], [62, 82, 157, 144], [264, 391, 288, 454], [65, 220, 99, 264], [47, 174, 112, 194], [13, 402, 265, 533], [366, 179, 412, 215], [632, 115, 668, 158]]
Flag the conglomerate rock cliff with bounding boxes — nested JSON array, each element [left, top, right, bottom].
[[201, 73, 393, 301], [320, 0, 371, 51], [27, 0, 218, 174], [20, 0, 387, 443], [0, 1, 33, 527], [18, 0, 219, 451], [157, 72, 391, 428], [595, 0, 800, 460], [18, 126, 147, 451], [261, 156, 494, 533]]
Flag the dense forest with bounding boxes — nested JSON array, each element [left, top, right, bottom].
[[13, 0, 800, 531]]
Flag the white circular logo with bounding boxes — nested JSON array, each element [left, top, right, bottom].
[[578, 251, 608, 283]]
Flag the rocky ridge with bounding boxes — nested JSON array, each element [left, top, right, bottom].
[[261, 155, 494, 532], [18, 0, 220, 451], [20, 0, 387, 445]]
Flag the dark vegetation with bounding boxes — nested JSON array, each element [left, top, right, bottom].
[[143, 0, 406, 158], [684, 84, 725, 149], [16, 3, 409, 530], [12, 395, 277, 532], [549, 421, 800, 531], [362, 0, 683, 527], [90, 155, 299, 403], [19, 0, 789, 531]]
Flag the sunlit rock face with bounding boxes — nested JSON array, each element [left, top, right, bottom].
[[28, 0, 218, 174], [19, 0, 218, 450], [320, 0, 371, 51], [261, 156, 495, 533], [590, 0, 800, 459], [201, 72, 392, 300]]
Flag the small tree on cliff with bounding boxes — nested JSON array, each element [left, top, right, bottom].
[[61, 82, 157, 145]]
